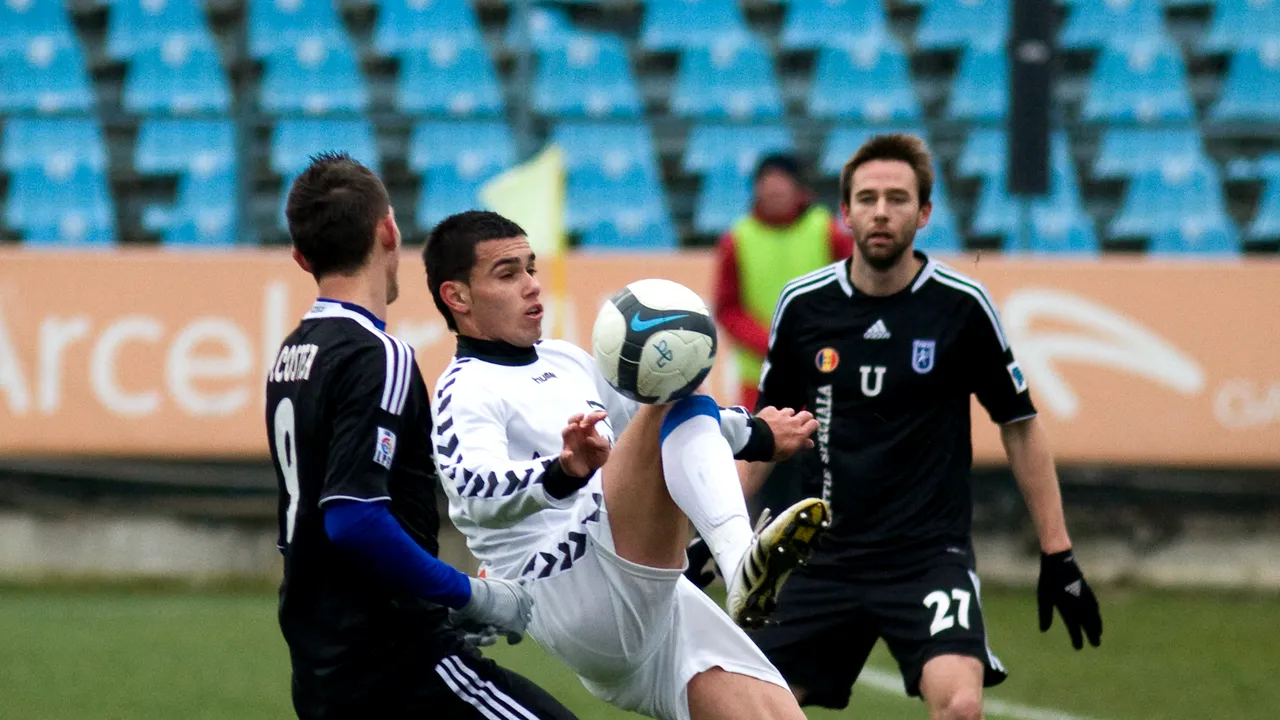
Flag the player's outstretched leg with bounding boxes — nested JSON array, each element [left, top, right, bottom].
[[724, 497, 830, 629]]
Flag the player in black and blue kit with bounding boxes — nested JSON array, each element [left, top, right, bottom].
[[266, 152, 577, 720]]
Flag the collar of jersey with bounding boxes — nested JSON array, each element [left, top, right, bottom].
[[843, 251, 934, 298], [314, 298, 387, 331], [455, 335, 538, 366]]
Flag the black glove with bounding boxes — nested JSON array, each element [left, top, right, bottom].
[[1037, 549, 1102, 650], [684, 535, 716, 590]]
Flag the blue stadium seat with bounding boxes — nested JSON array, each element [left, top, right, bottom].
[[1060, 0, 1164, 50], [3, 118, 105, 172], [409, 121, 515, 175], [580, 214, 680, 252], [0, 42, 95, 113], [550, 122, 660, 178], [1082, 38, 1195, 123], [397, 46, 505, 117], [1247, 178, 1280, 242], [1148, 223, 1241, 255], [1202, 0, 1280, 52], [682, 124, 794, 176], [533, 34, 643, 119], [1110, 164, 1233, 238], [947, 45, 1007, 122], [124, 44, 231, 115], [135, 119, 236, 175], [808, 42, 921, 122], [972, 179, 1098, 254], [261, 39, 369, 115], [154, 169, 239, 247], [820, 125, 925, 176], [0, 1, 75, 57], [247, 0, 346, 58], [957, 129, 1073, 181], [1092, 127, 1206, 179], [564, 164, 668, 233], [916, 0, 1008, 51], [417, 163, 499, 230], [271, 119, 379, 176], [640, 0, 750, 51], [506, 6, 574, 51], [1211, 48, 1280, 121], [671, 39, 784, 120], [780, 0, 890, 50], [5, 166, 116, 246], [106, 0, 212, 59], [916, 178, 962, 253], [372, 0, 483, 57], [693, 165, 752, 235]]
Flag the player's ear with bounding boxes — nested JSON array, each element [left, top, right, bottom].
[[917, 201, 932, 229], [378, 210, 400, 252], [292, 248, 312, 274], [839, 203, 853, 229], [440, 279, 471, 318]]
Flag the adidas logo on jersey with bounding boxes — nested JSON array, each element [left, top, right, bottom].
[[863, 319, 891, 340]]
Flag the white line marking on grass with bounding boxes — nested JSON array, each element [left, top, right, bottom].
[[857, 667, 1104, 720]]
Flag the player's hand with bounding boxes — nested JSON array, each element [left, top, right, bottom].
[[458, 576, 534, 640], [755, 406, 818, 461], [560, 411, 611, 478], [1037, 549, 1102, 650], [683, 535, 716, 590]]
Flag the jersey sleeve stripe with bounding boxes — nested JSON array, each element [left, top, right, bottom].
[[932, 267, 1009, 350], [767, 270, 839, 349], [391, 337, 413, 415]]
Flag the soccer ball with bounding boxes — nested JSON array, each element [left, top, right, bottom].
[[592, 278, 718, 404]]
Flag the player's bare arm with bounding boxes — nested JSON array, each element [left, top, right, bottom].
[[1000, 416, 1071, 554]]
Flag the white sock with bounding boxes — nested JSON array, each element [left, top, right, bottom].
[[660, 412, 754, 579]]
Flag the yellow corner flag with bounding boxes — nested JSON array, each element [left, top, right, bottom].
[[478, 144, 569, 336]]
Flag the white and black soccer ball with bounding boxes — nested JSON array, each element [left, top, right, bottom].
[[592, 278, 718, 404]]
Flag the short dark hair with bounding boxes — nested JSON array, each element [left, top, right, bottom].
[[423, 210, 527, 331], [840, 133, 934, 209], [285, 151, 390, 279]]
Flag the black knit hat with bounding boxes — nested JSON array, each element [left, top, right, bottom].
[[753, 153, 804, 184]]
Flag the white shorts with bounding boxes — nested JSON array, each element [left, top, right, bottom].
[[524, 500, 788, 720]]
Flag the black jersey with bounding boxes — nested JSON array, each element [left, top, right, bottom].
[[265, 299, 456, 704], [757, 253, 1037, 578]]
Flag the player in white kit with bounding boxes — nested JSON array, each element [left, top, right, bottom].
[[422, 211, 830, 720]]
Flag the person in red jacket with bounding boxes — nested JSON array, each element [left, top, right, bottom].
[[714, 154, 853, 410]]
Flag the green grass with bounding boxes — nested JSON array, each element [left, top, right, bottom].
[[0, 584, 1275, 719]]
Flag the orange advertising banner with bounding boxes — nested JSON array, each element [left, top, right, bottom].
[[0, 248, 1277, 466]]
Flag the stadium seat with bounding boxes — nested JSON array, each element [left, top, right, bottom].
[[640, 0, 750, 51], [820, 125, 926, 176], [123, 43, 231, 115], [0, 1, 75, 57], [682, 124, 794, 176], [916, 0, 1008, 51], [808, 42, 921, 122], [1211, 48, 1280, 121], [271, 119, 379, 177], [1081, 38, 1195, 123], [260, 39, 369, 115], [134, 119, 237, 175], [106, 0, 212, 60], [247, 0, 346, 58], [1202, 0, 1280, 52], [1109, 164, 1233, 239], [971, 179, 1098, 254], [1148, 222, 1241, 255], [1247, 178, 1280, 242], [154, 169, 239, 247], [780, 0, 890, 50], [693, 165, 752, 235], [0, 41, 95, 113], [533, 34, 643, 119], [580, 214, 680, 252], [372, 0, 483, 57], [564, 164, 668, 233], [409, 121, 515, 175], [1060, 0, 1164, 50], [3, 118, 106, 173], [396, 45, 505, 117], [550, 122, 661, 178], [956, 129, 1073, 181], [505, 6, 574, 52], [1092, 128, 1206, 179], [5, 166, 117, 246], [417, 163, 500, 230], [916, 178, 962, 253], [671, 39, 784, 120], [946, 45, 1007, 122]]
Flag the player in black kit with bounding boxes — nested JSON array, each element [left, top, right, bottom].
[[717, 135, 1103, 719], [266, 152, 578, 720]]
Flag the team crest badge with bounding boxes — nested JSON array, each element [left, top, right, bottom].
[[911, 340, 935, 374], [815, 347, 840, 373]]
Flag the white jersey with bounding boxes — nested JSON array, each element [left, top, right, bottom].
[[430, 337, 755, 580]]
